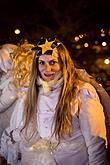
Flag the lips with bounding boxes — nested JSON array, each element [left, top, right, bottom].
[[44, 73, 54, 77]]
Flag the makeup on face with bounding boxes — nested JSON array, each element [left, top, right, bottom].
[[38, 54, 61, 82]]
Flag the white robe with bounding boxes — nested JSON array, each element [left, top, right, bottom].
[[0, 81, 108, 165], [0, 73, 17, 139]]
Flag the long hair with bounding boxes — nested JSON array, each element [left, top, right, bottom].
[[22, 39, 78, 140], [53, 41, 78, 139]]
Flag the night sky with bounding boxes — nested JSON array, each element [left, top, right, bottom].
[[0, 0, 110, 44]]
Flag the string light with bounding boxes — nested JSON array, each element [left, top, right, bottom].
[[102, 41, 107, 47], [104, 59, 110, 65], [74, 36, 79, 42], [14, 29, 20, 34], [79, 34, 83, 38], [84, 43, 89, 47]]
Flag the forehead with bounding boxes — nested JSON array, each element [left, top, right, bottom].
[[38, 55, 58, 61], [38, 48, 59, 61]]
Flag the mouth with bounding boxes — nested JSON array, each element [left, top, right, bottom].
[[44, 73, 54, 77]]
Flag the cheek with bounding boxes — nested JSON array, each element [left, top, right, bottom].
[[53, 64, 61, 72], [38, 65, 44, 73]]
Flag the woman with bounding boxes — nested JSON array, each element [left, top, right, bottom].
[[0, 37, 108, 165]]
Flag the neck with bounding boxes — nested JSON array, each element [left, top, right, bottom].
[[37, 72, 63, 95]]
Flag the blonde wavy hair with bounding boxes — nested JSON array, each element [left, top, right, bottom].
[[12, 41, 35, 89]]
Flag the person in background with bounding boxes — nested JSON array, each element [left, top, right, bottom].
[[0, 41, 35, 165], [0, 37, 109, 165], [0, 44, 18, 138], [0, 44, 18, 165]]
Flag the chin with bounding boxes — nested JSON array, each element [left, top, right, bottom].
[[45, 78, 52, 82], [42, 75, 54, 82], [44, 77, 54, 82]]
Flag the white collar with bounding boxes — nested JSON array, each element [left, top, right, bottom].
[[37, 73, 63, 95]]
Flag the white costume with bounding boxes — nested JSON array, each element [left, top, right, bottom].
[[0, 79, 108, 165], [0, 44, 17, 139]]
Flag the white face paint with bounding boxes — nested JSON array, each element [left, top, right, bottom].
[[38, 49, 61, 82]]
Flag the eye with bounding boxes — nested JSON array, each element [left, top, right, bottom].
[[49, 60, 57, 65], [38, 60, 45, 65]]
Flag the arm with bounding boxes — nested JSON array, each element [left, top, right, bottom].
[[0, 80, 17, 112], [79, 82, 108, 164], [76, 68, 110, 123], [0, 95, 26, 163], [90, 79, 110, 121]]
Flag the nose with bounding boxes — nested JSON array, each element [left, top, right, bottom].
[[46, 63, 51, 72]]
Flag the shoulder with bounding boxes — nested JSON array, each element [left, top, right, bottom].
[[77, 80, 100, 101]]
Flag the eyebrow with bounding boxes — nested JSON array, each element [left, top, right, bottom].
[[38, 59, 58, 63], [38, 59, 44, 61]]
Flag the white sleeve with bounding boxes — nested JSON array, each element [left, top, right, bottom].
[[79, 83, 108, 165], [0, 82, 17, 112], [5, 94, 26, 144], [10, 95, 26, 129]]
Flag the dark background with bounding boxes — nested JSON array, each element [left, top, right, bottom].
[[0, 0, 110, 94], [0, 0, 110, 44]]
